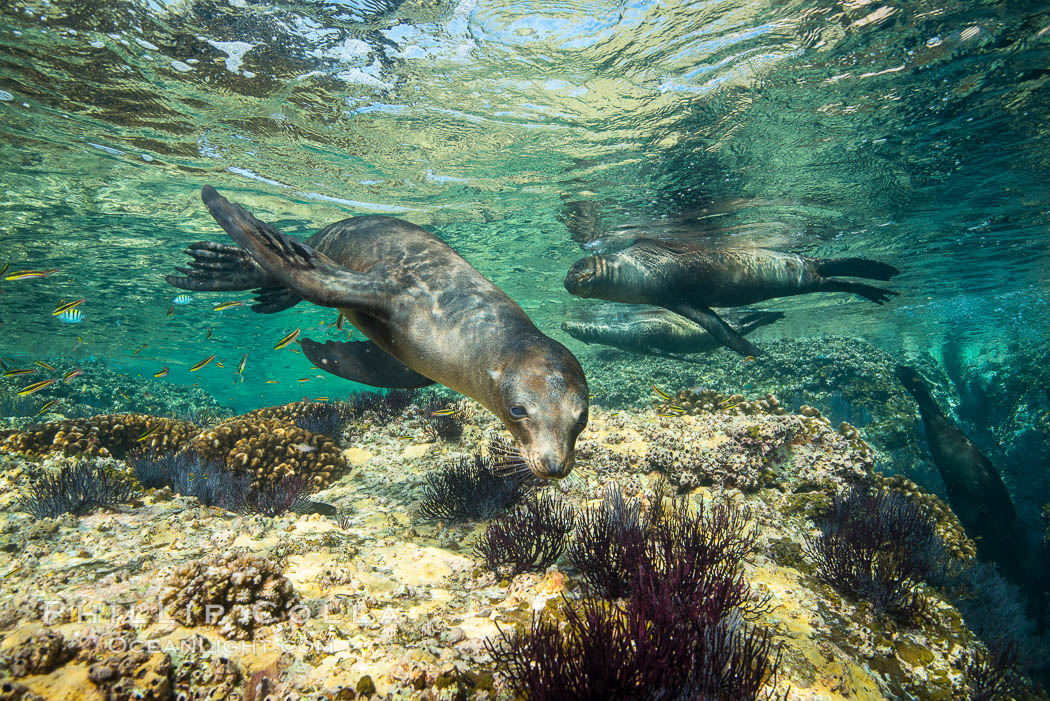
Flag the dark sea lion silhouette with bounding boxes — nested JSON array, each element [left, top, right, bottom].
[[564, 239, 899, 356], [561, 307, 784, 364], [167, 186, 589, 479], [896, 365, 1046, 623]]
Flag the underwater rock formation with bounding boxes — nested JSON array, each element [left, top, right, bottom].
[[160, 551, 299, 640]]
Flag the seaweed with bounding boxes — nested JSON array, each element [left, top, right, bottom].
[[804, 484, 944, 619], [475, 493, 576, 574], [488, 491, 782, 700], [417, 453, 533, 522], [564, 486, 649, 598], [18, 461, 137, 518]]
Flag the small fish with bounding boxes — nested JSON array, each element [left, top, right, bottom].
[[216, 362, 225, 368], [3, 566, 22, 579], [36, 399, 59, 414], [213, 301, 243, 311], [396, 434, 413, 440], [133, 347, 144, 356], [314, 396, 329, 401], [190, 354, 216, 372], [743, 355, 755, 365], [5, 269, 58, 281], [166, 305, 175, 317], [73, 336, 84, 352], [298, 378, 310, 383], [666, 405, 686, 414], [206, 328, 213, 340], [173, 294, 193, 305], [266, 380, 278, 384], [336, 312, 346, 331], [0, 263, 7, 277], [236, 353, 247, 375], [656, 413, 679, 418], [153, 367, 169, 378], [651, 385, 673, 401], [118, 391, 131, 400], [57, 309, 83, 324], [430, 408, 457, 416], [52, 298, 85, 316], [187, 473, 195, 482], [274, 328, 301, 350], [609, 412, 620, 418], [18, 378, 57, 396], [63, 368, 83, 382], [137, 425, 161, 441], [3, 368, 36, 377], [34, 361, 57, 371]]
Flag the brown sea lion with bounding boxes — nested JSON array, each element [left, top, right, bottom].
[[167, 186, 589, 479], [564, 239, 899, 356], [896, 365, 1045, 623]]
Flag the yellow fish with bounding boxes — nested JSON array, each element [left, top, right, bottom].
[[63, 368, 83, 382], [274, 328, 300, 350], [657, 413, 679, 418], [0, 263, 7, 277], [430, 408, 456, 416], [52, 298, 85, 316], [314, 396, 329, 401], [216, 362, 225, 368], [34, 361, 56, 371], [36, 399, 59, 414], [166, 304, 175, 316], [190, 354, 216, 372], [266, 380, 278, 384], [298, 378, 310, 383], [213, 301, 244, 311], [137, 425, 161, 441], [153, 367, 169, 378], [206, 328, 213, 340], [236, 353, 247, 374], [17, 378, 57, 396], [5, 269, 58, 281], [336, 312, 346, 330], [3, 368, 36, 377], [651, 385, 673, 401], [3, 566, 22, 579]]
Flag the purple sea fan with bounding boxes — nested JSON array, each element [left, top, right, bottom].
[[565, 486, 649, 599], [417, 453, 533, 523], [18, 461, 136, 519], [475, 493, 576, 574]]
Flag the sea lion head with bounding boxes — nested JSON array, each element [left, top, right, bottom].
[[490, 340, 589, 479], [564, 255, 617, 299]]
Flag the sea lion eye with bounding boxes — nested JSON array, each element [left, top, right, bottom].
[[509, 405, 528, 420], [576, 409, 588, 426]]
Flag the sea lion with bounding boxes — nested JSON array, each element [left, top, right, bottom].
[[564, 240, 899, 356], [167, 186, 589, 479], [896, 365, 1045, 622], [561, 307, 784, 364]]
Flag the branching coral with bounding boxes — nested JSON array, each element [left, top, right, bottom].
[[475, 493, 576, 574], [0, 414, 196, 460], [242, 400, 353, 440], [18, 461, 137, 519], [160, 551, 299, 640], [804, 484, 943, 618], [489, 491, 782, 700], [418, 452, 532, 522]]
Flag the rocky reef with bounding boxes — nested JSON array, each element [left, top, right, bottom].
[[0, 388, 1042, 699]]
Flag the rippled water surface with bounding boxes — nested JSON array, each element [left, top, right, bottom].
[[1, 0, 1048, 408]]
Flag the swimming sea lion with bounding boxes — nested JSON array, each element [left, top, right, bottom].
[[167, 186, 589, 479], [896, 365, 1045, 622], [561, 307, 784, 364], [564, 240, 899, 356]]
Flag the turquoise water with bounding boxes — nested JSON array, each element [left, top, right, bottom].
[[0, 3, 1047, 410]]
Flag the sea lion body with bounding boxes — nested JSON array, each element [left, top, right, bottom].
[[168, 188, 589, 479], [562, 308, 783, 358], [896, 365, 1045, 622], [565, 239, 898, 355]]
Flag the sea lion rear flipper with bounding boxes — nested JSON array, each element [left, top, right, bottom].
[[301, 338, 435, 389], [166, 241, 279, 292], [200, 186, 397, 311], [735, 311, 785, 336], [251, 287, 301, 314], [821, 279, 899, 305], [816, 257, 899, 281], [670, 303, 762, 357]]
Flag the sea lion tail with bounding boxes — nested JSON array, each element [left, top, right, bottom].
[[816, 257, 899, 281]]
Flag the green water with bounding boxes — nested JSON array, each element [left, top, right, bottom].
[[0, 0, 1048, 413]]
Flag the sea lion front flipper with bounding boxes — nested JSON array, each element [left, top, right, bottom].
[[200, 186, 397, 311], [300, 338, 436, 389], [669, 303, 762, 357]]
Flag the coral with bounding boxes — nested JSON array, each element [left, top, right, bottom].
[[421, 399, 464, 442], [653, 386, 788, 417], [965, 644, 1022, 701], [242, 400, 353, 440], [873, 472, 975, 559], [86, 647, 172, 701], [418, 452, 533, 523], [346, 389, 418, 421], [18, 461, 137, 519], [804, 484, 943, 618], [185, 417, 346, 491], [489, 494, 781, 700], [160, 551, 299, 640], [475, 493, 576, 574], [0, 632, 75, 677], [0, 681, 44, 701], [0, 414, 197, 460], [565, 486, 649, 599]]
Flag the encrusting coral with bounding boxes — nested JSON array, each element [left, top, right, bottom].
[[0, 414, 197, 460], [185, 417, 346, 491], [160, 550, 299, 640], [652, 387, 788, 417]]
